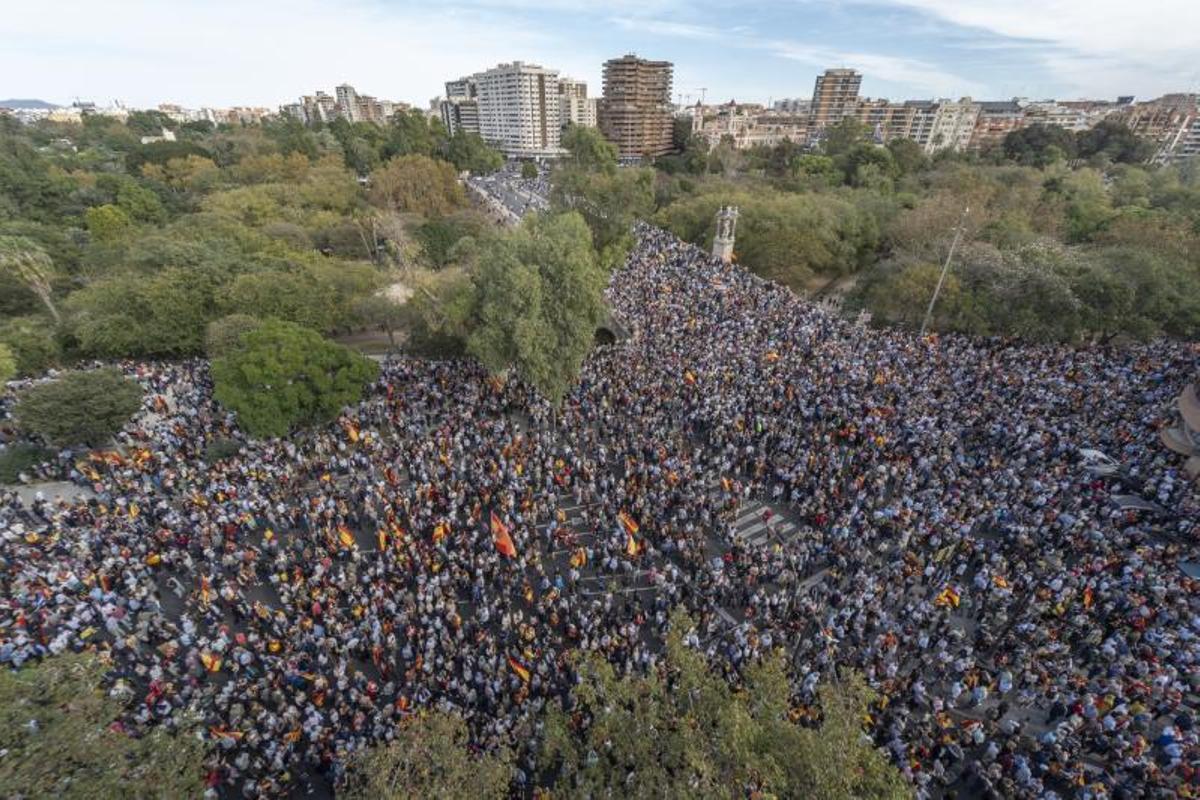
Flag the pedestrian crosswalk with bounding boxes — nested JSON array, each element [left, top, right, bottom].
[[729, 500, 802, 549]]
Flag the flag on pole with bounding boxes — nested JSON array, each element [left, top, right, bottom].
[[491, 511, 517, 558], [337, 524, 356, 549], [626, 531, 642, 558], [508, 655, 531, 683], [617, 511, 639, 536]]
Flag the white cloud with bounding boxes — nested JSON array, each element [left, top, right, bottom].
[[871, 0, 1200, 97], [0, 0, 606, 107]]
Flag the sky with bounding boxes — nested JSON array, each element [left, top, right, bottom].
[[3, 0, 1198, 110]]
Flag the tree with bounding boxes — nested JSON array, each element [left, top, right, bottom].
[[467, 212, 607, 405], [538, 609, 908, 799], [560, 125, 619, 173], [0, 235, 61, 324], [211, 319, 379, 438], [1076, 120, 1155, 164], [886, 137, 929, 176], [0, 342, 15, 385], [0, 653, 208, 798], [13, 367, 143, 446], [1002, 123, 1077, 167], [551, 166, 655, 268], [343, 712, 512, 800], [205, 313, 261, 358], [368, 155, 464, 216], [84, 204, 133, 244], [520, 161, 539, 180], [821, 117, 868, 160], [0, 315, 60, 376], [446, 131, 504, 175], [353, 294, 407, 349]]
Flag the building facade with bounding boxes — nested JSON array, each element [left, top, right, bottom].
[[599, 54, 675, 160], [472, 61, 563, 159], [558, 77, 597, 130], [810, 69, 862, 132]]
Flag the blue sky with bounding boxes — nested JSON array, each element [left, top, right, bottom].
[[3, 0, 1197, 108]]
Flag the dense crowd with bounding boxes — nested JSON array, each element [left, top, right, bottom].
[[1, 224, 1197, 799]]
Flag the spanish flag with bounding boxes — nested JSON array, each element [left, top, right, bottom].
[[764, 351, 780, 363], [384, 466, 399, 486], [618, 511, 639, 536], [199, 576, 212, 606], [683, 370, 697, 386], [570, 548, 587, 569], [344, 422, 360, 443], [626, 531, 642, 558], [337, 524, 356, 549], [377, 529, 388, 551], [128, 502, 140, 519], [432, 521, 450, 544], [934, 586, 960, 608], [491, 512, 517, 558], [508, 655, 531, 683], [721, 477, 733, 493], [200, 651, 222, 672], [1083, 586, 1094, 609]]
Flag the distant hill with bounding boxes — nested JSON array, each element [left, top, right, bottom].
[[0, 99, 59, 109]]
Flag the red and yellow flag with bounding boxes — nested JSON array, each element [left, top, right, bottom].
[[1083, 586, 1094, 609], [618, 511, 639, 536], [337, 524, 356, 549], [432, 521, 450, 544], [199, 576, 212, 606], [626, 531, 642, 558], [508, 655, 531, 683], [683, 370, 697, 386], [570, 547, 587, 569], [200, 651, 222, 672], [934, 587, 960, 608], [492, 511, 517, 558]]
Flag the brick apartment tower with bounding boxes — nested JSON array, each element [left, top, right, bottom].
[[599, 55, 675, 160], [810, 68, 863, 131]]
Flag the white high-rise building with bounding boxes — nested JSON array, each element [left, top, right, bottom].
[[472, 62, 564, 158], [926, 98, 981, 154], [335, 84, 361, 122], [558, 77, 597, 130]]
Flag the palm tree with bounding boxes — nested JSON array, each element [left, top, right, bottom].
[[0, 235, 61, 325]]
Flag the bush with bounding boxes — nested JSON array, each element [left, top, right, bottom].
[[0, 443, 54, 483], [13, 368, 143, 447], [203, 437, 243, 463], [205, 313, 261, 358]]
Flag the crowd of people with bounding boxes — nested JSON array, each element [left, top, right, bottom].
[[1, 223, 1197, 799]]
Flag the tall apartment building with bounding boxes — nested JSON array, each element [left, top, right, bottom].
[[558, 77, 597, 130], [925, 99, 981, 153], [968, 101, 1026, 151], [440, 77, 481, 137], [282, 85, 404, 125], [598, 54, 675, 160], [810, 69, 862, 131], [472, 62, 563, 159], [335, 84, 360, 122], [1118, 94, 1199, 163]]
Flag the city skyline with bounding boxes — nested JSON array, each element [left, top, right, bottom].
[[4, 0, 1198, 110]]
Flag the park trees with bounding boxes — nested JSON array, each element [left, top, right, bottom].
[[211, 319, 379, 438], [446, 131, 503, 175], [0, 343, 15, 385], [538, 610, 908, 799], [551, 165, 655, 268], [0, 234, 61, 324], [0, 653, 208, 798], [342, 712, 512, 800], [466, 212, 607, 404], [13, 367, 143, 446], [368, 155, 464, 216]]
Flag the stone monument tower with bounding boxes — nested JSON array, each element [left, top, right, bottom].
[[712, 205, 738, 263]]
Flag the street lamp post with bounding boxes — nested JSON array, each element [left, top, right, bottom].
[[919, 205, 970, 337]]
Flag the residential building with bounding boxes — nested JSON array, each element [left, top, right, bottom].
[[558, 77, 597, 130], [472, 61, 563, 158], [810, 68, 862, 132], [599, 54, 675, 160], [335, 83, 360, 122], [280, 84, 405, 126], [968, 100, 1026, 151], [772, 97, 810, 115], [1117, 94, 1199, 163], [925, 99, 980, 154]]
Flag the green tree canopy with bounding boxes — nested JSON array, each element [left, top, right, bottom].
[[211, 319, 379, 438], [446, 131, 504, 175], [538, 610, 908, 799], [560, 125, 619, 173], [368, 155, 465, 216], [343, 712, 512, 800], [466, 212, 608, 404], [0, 342, 15, 385], [0, 653, 208, 799], [13, 367, 143, 446]]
